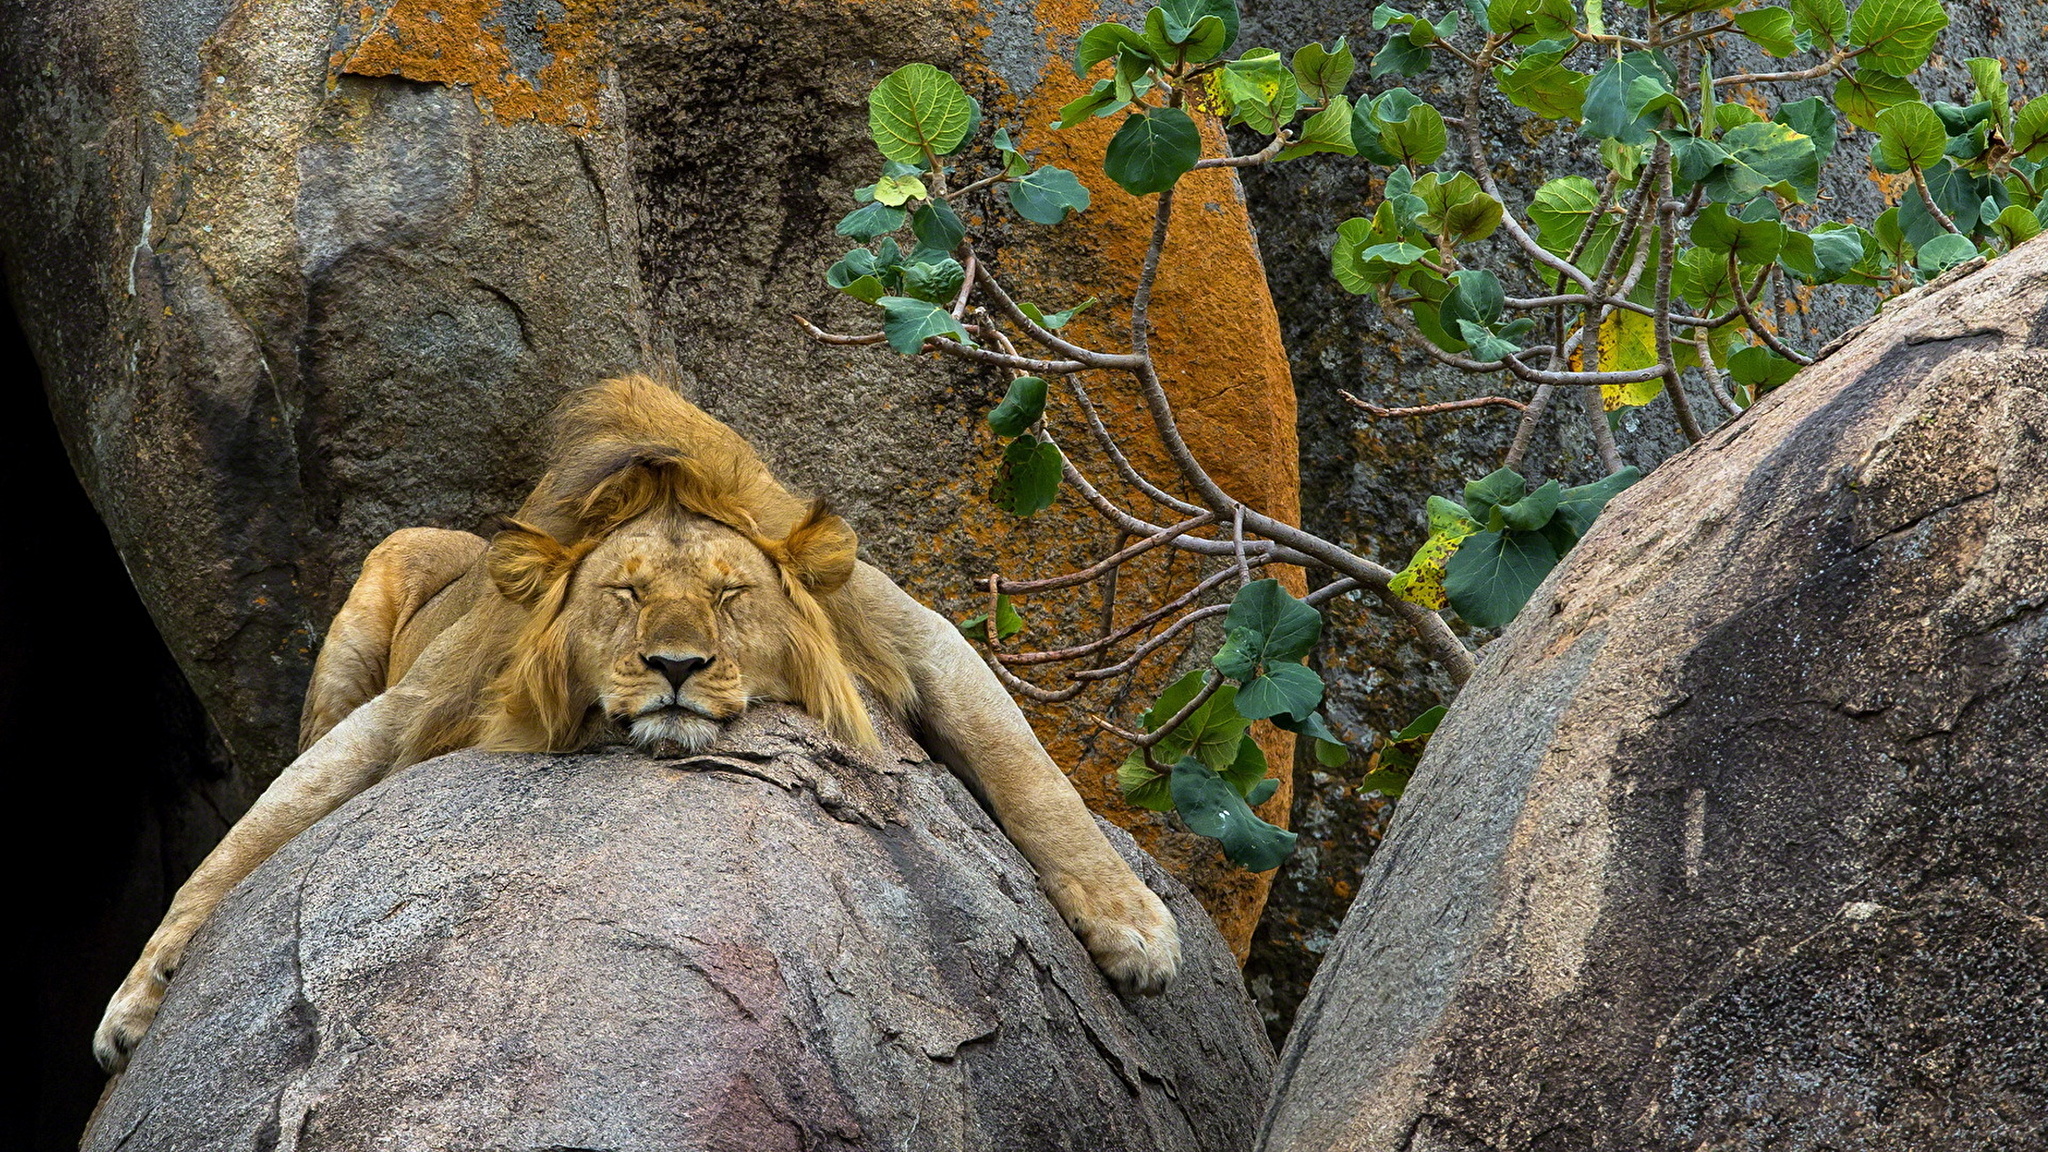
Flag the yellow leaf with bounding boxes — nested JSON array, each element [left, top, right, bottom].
[[1389, 529, 1473, 611], [1599, 308, 1660, 371], [1601, 377, 1665, 410]]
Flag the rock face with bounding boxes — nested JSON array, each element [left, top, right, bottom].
[[84, 705, 1273, 1152], [1260, 241, 2048, 1151], [0, 0, 1299, 954]]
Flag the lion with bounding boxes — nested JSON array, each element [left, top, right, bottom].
[[94, 375, 1181, 1073]]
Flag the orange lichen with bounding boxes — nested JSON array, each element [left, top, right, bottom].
[[955, 0, 1304, 958], [331, 0, 612, 127]]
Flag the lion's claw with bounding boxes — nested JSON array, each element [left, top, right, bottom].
[[1054, 877, 1182, 997]]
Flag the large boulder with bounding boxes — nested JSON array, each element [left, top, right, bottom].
[[1260, 242, 2048, 1151], [84, 705, 1272, 1151]]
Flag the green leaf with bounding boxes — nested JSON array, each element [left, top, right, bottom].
[[900, 258, 965, 303], [1439, 268, 1505, 333], [1462, 466, 1528, 526], [869, 64, 977, 164], [1376, 704, 1447, 774], [1873, 100, 1948, 172], [2013, 95, 2048, 162], [1673, 245, 1736, 310], [1221, 733, 1270, 798], [957, 594, 1026, 643], [1237, 662, 1326, 723], [1968, 58, 2010, 137], [1019, 298, 1096, 329], [1007, 166, 1092, 224], [837, 201, 906, 241], [1169, 758, 1298, 871], [1370, 31, 1433, 78], [1330, 209, 1428, 293], [1551, 466, 1641, 540], [1915, 231, 1979, 276], [1074, 21, 1156, 77], [1789, 0, 1848, 49], [1375, 94, 1448, 165], [1415, 171, 1505, 241], [1118, 756, 1175, 811], [876, 296, 971, 354], [1159, 0, 1241, 53], [1139, 670, 1252, 771], [1773, 98, 1839, 167], [1218, 49, 1301, 131], [1833, 69, 1918, 132], [1247, 775, 1282, 805], [1583, 51, 1679, 145], [1291, 38, 1357, 102], [1442, 528, 1560, 628], [1487, 0, 1575, 45], [1529, 175, 1614, 271], [1702, 120, 1821, 203], [1455, 319, 1522, 360], [907, 198, 965, 256], [1278, 96, 1358, 162], [1992, 204, 2043, 248], [993, 433, 1062, 516], [1806, 224, 1873, 282], [1732, 7, 1798, 55], [1727, 345, 1799, 393], [1500, 51, 1590, 120], [1055, 80, 1125, 129], [1219, 578, 1325, 665], [1499, 478, 1563, 531], [1848, 0, 1948, 77], [1692, 201, 1785, 264], [1144, 7, 1229, 64], [1102, 108, 1202, 196], [826, 248, 883, 297], [987, 376, 1048, 437]]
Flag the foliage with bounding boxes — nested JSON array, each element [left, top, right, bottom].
[[802, 0, 2012, 869]]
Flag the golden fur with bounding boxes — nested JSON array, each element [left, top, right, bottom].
[[96, 376, 1179, 1074]]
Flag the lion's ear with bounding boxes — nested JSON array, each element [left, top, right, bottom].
[[767, 500, 857, 594], [488, 521, 574, 606]]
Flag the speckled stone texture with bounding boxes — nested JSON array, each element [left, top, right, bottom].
[[84, 704, 1273, 1152], [1259, 241, 2048, 1151]]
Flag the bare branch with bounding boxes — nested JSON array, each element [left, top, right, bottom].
[[926, 337, 1090, 375], [1341, 390, 1528, 417], [998, 512, 1218, 593], [1195, 129, 1291, 169], [792, 314, 887, 345], [1503, 383, 1554, 472], [1726, 252, 1815, 366]]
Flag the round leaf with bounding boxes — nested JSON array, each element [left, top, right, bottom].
[[1102, 108, 1202, 196], [987, 376, 1048, 438], [868, 64, 976, 164]]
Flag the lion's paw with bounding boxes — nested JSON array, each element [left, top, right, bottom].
[[93, 951, 175, 1074], [1054, 876, 1182, 997]]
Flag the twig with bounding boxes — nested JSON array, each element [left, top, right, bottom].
[[1124, 671, 1225, 748], [1341, 390, 1528, 417], [998, 512, 1218, 593], [1725, 252, 1815, 366], [1714, 49, 1858, 87], [1910, 166, 1964, 235], [1503, 383, 1554, 471], [1195, 130, 1291, 169]]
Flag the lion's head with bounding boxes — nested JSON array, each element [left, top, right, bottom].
[[451, 376, 909, 760]]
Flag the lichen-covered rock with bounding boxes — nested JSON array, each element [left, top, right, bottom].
[[84, 705, 1272, 1152], [0, 0, 1298, 953], [1260, 241, 2048, 1150]]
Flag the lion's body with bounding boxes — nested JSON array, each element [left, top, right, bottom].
[[96, 377, 1179, 1072]]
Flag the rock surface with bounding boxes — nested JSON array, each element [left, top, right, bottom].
[[1260, 241, 2048, 1150], [1228, 0, 2025, 1041], [85, 705, 1273, 1152], [0, 0, 1299, 953]]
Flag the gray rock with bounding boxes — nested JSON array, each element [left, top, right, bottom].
[[85, 704, 1273, 1152], [1260, 239, 2048, 1151]]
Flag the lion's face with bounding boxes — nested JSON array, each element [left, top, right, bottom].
[[479, 468, 873, 757], [568, 516, 796, 756]]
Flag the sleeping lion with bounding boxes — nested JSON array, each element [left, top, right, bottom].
[[94, 375, 1181, 1073]]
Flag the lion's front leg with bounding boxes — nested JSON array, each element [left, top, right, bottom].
[[850, 567, 1181, 994], [94, 692, 405, 1072]]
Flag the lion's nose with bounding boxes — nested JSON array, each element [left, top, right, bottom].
[[644, 653, 713, 691]]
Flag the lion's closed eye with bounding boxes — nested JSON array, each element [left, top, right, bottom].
[[717, 584, 750, 608], [607, 584, 640, 604]]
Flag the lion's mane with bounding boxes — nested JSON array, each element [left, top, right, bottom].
[[384, 375, 916, 769]]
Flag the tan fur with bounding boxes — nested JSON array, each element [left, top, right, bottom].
[[95, 376, 1179, 1074]]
